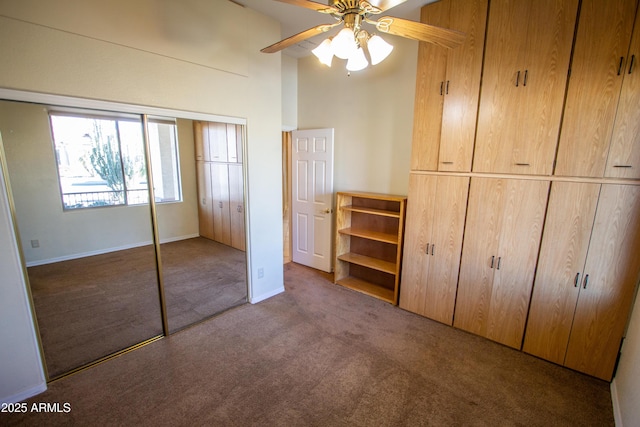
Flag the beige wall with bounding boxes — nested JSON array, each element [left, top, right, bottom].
[[613, 290, 640, 425], [297, 36, 418, 196]]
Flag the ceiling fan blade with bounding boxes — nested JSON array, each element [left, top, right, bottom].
[[271, 0, 339, 14], [261, 23, 340, 53], [369, 16, 466, 49], [361, 0, 409, 13]]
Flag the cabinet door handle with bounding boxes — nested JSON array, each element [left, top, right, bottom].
[[441, 161, 454, 165], [523, 70, 528, 86], [446, 80, 450, 94], [237, 205, 242, 213], [629, 55, 636, 74], [613, 165, 632, 168], [440, 81, 444, 96], [515, 163, 530, 166], [426, 243, 430, 255], [516, 70, 520, 87], [490, 255, 495, 268], [431, 244, 435, 256], [497, 257, 502, 270], [618, 57, 625, 76], [582, 274, 589, 289], [218, 201, 223, 208], [574, 272, 580, 287]]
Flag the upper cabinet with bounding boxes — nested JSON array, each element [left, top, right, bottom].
[[473, 0, 578, 175], [410, 0, 488, 172], [605, 4, 640, 178], [194, 121, 242, 163], [555, 0, 639, 178]]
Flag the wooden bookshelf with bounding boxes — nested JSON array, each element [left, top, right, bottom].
[[334, 192, 407, 304]]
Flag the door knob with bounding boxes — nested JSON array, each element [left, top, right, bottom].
[[323, 208, 333, 214]]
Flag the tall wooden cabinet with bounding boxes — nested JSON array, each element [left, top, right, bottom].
[[194, 121, 245, 251], [524, 183, 640, 381], [400, 175, 468, 325], [473, 0, 578, 175], [401, 0, 640, 381], [334, 192, 406, 305], [453, 178, 549, 349], [411, 0, 487, 172]]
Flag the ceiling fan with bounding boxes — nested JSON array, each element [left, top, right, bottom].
[[261, 0, 465, 71]]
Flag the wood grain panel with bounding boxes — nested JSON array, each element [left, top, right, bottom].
[[485, 179, 549, 348], [565, 184, 640, 380], [555, 0, 637, 177], [410, 1, 448, 171], [474, 0, 577, 175], [606, 5, 640, 179], [422, 175, 468, 324], [228, 163, 245, 251], [211, 163, 231, 246], [523, 182, 600, 364], [207, 122, 227, 162], [454, 178, 504, 336], [439, 0, 487, 172], [399, 174, 437, 315], [196, 161, 214, 240]]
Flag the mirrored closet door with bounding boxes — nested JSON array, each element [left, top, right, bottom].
[[151, 118, 248, 333], [0, 98, 249, 379]]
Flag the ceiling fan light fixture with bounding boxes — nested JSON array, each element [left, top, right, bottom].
[[312, 38, 334, 67], [346, 47, 369, 71], [331, 27, 357, 59], [367, 34, 394, 65]]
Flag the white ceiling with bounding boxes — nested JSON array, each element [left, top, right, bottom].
[[233, 0, 435, 57]]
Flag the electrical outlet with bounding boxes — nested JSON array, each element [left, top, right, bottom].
[[258, 268, 264, 279], [31, 240, 40, 248]]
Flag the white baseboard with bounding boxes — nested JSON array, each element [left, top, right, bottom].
[[1, 382, 47, 404], [25, 234, 200, 267], [611, 379, 622, 427], [250, 286, 285, 304]]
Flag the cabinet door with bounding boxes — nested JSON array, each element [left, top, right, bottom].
[[194, 121, 207, 161], [196, 161, 214, 240], [606, 8, 640, 179], [400, 175, 468, 324], [454, 178, 504, 337], [411, 0, 487, 172], [208, 122, 228, 162], [400, 174, 437, 313], [564, 184, 640, 380], [228, 163, 245, 251], [410, 1, 449, 171], [555, 0, 637, 177], [474, 0, 577, 175], [210, 163, 231, 246], [438, 0, 487, 172], [523, 182, 600, 364], [455, 178, 548, 349], [485, 179, 549, 348]]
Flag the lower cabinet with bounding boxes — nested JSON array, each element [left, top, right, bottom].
[[399, 174, 469, 325], [524, 183, 640, 380], [197, 161, 245, 251], [453, 178, 549, 349]]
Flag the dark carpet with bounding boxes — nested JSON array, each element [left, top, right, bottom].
[[7, 262, 613, 426], [27, 237, 247, 378]]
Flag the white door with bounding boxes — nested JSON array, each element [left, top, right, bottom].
[[291, 128, 334, 272]]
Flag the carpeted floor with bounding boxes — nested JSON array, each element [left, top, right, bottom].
[[7, 262, 614, 426], [27, 237, 247, 378]]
